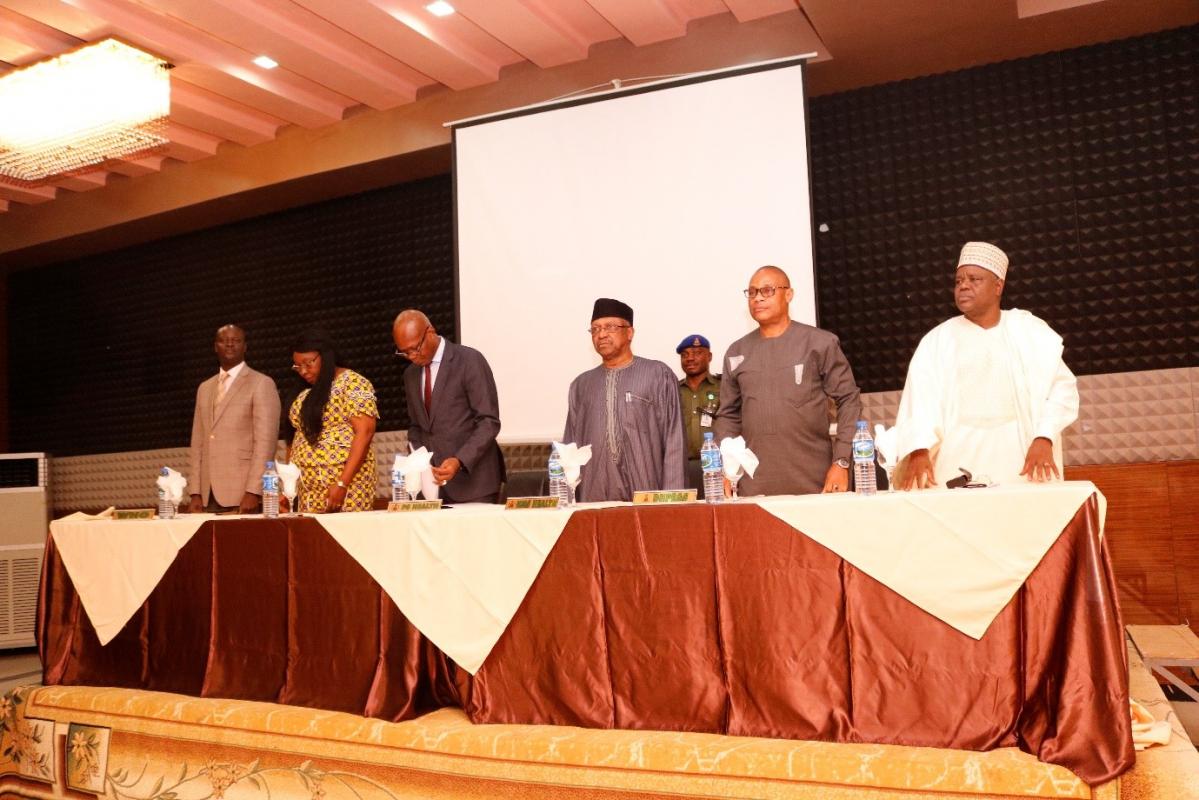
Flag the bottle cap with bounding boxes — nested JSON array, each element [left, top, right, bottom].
[[856, 420, 868, 430], [265, 460, 275, 468], [703, 432, 714, 440]]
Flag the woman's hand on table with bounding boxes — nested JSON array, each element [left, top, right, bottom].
[[325, 482, 347, 512]]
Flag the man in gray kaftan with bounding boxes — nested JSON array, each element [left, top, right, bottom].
[[563, 298, 686, 502]]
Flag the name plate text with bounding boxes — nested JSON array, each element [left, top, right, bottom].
[[505, 497, 562, 510], [387, 499, 443, 512], [115, 509, 156, 520], [632, 489, 697, 504]]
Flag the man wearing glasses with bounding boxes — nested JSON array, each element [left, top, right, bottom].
[[563, 298, 686, 501], [392, 309, 504, 503], [714, 266, 862, 496]]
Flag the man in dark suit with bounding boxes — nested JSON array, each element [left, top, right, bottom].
[[393, 310, 504, 503], [187, 324, 281, 513]]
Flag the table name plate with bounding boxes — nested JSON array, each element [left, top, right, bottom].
[[115, 508, 156, 520], [386, 499, 443, 512], [505, 497, 562, 510], [632, 489, 697, 504]]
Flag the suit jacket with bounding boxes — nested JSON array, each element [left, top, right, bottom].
[[404, 340, 504, 503], [187, 365, 282, 507]]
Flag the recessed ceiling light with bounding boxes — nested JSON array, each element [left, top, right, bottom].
[[252, 55, 278, 69], [425, 1, 456, 17]]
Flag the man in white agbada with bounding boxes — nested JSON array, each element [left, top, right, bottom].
[[894, 242, 1079, 489]]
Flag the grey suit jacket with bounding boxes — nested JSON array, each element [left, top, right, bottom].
[[404, 340, 504, 503], [187, 365, 281, 507]]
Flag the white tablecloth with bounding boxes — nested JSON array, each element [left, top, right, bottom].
[[48, 483, 1101, 673]]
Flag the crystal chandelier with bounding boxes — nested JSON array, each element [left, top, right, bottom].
[[0, 39, 170, 187]]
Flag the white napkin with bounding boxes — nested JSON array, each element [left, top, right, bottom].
[[1130, 700, 1173, 750], [873, 423, 899, 470], [553, 442, 593, 488], [59, 507, 116, 522], [719, 436, 759, 480], [156, 468, 188, 504], [275, 461, 301, 498], [397, 447, 434, 497]]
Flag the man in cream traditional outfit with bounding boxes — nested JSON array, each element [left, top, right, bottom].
[[187, 324, 281, 512], [894, 242, 1079, 489]]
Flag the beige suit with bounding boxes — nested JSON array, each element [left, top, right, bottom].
[[187, 365, 281, 507]]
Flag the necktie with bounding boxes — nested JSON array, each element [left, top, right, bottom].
[[423, 364, 433, 414], [214, 372, 228, 410]]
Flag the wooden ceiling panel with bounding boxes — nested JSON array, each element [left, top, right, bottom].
[[450, 0, 593, 68], [170, 80, 285, 147], [292, 0, 499, 90], [584, 0, 689, 46], [0, 0, 109, 40], [169, 62, 345, 128], [0, 6, 81, 60], [160, 122, 222, 161], [722, 0, 799, 24], [105, 156, 164, 177], [150, 0, 426, 109], [0, 183, 55, 203], [49, 172, 108, 191]]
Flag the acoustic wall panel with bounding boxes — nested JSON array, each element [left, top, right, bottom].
[[811, 24, 1198, 393], [9, 176, 453, 456]]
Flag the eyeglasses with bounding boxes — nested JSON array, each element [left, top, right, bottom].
[[588, 323, 630, 336], [291, 356, 319, 372], [394, 326, 431, 357], [743, 285, 789, 299]]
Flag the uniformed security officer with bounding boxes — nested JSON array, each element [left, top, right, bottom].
[[676, 334, 721, 490]]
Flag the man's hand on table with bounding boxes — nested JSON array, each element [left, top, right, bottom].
[[1019, 437, 1059, 483], [239, 492, 262, 514], [821, 462, 849, 493], [899, 450, 936, 490]]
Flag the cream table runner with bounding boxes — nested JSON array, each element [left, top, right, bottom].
[[314, 503, 620, 673], [49, 513, 214, 645], [754, 481, 1105, 639]]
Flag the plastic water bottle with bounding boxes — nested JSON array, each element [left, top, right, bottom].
[[156, 467, 175, 519], [391, 467, 406, 502], [262, 461, 280, 518], [547, 445, 573, 507], [852, 420, 877, 496], [700, 432, 724, 504]]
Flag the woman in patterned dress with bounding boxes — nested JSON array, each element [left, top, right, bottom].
[[286, 330, 378, 512]]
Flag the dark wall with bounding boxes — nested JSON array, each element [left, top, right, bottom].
[[9, 25, 1198, 457], [9, 175, 453, 456], [812, 24, 1197, 391]]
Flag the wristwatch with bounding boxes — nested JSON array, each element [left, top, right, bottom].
[[335, 479, 348, 489], [834, 458, 850, 469]]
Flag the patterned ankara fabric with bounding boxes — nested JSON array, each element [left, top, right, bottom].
[[289, 369, 379, 512]]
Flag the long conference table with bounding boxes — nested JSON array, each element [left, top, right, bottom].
[[37, 484, 1134, 787]]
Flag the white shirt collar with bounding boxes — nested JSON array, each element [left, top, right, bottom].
[[220, 361, 246, 380]]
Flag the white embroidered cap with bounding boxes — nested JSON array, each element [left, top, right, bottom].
[[956, 241, 1009, 280]]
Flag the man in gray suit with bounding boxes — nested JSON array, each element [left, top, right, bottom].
[[187, 324, 282, 513], [393, 310, 504, 503]]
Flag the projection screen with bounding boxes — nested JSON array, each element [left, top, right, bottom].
[[452, 56, 815, 443]]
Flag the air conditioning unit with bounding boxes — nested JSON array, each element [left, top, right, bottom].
[[0, 453, 50, 649]]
